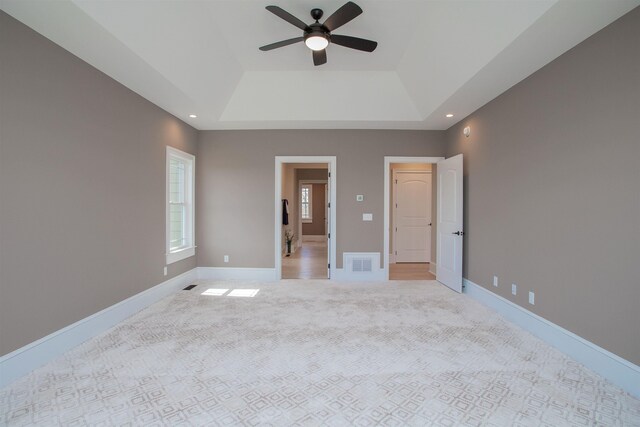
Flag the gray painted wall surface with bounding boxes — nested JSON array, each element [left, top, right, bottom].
[[446, 8, 640, 364], [0, 12, 197, 356], [196, 130, 446, 268]]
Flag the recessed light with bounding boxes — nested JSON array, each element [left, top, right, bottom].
[[446, 114, 454, 118], [189, 114, 197, 118]]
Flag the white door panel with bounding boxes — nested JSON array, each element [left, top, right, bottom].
[[394, 171, 432, 263], [437, 154, 463, 292]]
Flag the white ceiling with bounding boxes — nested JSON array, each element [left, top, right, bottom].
[[2, 0, 638, 130]]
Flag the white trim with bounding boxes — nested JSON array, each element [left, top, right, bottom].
[[166, 246, 195, 264], [197, 267, 277, 281], [389, 253, 396, 264], [0, 269, 197, 388], [429, 262, 437, 275], [332, 268, 386, 281], [275, 156, 337, 280], [166, 146, 196, 265], [463, 278, 640, 399], [383, 157, 444, 280]]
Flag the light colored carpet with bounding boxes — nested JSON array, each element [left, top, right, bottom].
[[1, 280, 639, 426]]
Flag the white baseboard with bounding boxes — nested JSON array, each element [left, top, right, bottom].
[[463, 278, 640, 399], [389, 253, 396, 264], [429, 262, 437, 275], [197, 267, 277, 281], [0, 268, 197, 388], [332, 268, 386, 281]]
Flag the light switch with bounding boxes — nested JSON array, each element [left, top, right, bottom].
[[356, 195, 364, 202], [362, 213, 373, 221]]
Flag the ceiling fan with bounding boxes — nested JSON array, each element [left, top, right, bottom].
[[259, 1, 378, 66]]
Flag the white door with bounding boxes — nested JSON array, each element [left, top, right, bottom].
[[436, 154, 464, 292], [394, 171, 432, 262], [326, 175, 331, 278]]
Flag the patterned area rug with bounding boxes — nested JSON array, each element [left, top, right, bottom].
[[1, 280, 639, 426]]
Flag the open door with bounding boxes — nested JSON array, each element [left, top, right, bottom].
[[436, 154, 463, 292], [326, 172, 331, 278]]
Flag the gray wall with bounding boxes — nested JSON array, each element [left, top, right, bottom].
[[196, 130, 446, 268], [0, 12, 197, 356], [446, 8, 640, 364]]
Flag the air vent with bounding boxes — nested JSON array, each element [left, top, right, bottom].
[[352, 258, 372, 272], [343, 252, 380, 276]]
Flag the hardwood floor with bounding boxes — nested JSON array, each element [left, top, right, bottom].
[[282, 242, 433, 281], [389, 262, 436, 280], [282, 239, 328, 279]]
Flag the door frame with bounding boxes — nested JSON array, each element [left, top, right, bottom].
[[392, 169, 433, 264], [298, 179, 328, 245], [275, 156, 337, 280], [383, 156, 444, 280]]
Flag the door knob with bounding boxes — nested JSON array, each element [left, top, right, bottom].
[[452, 231, 465, 236]]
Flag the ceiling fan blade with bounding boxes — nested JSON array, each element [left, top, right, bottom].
[[265, 6, 310, 31], [330, 35, 377, 52], [313, 49, 327, 66], [322, 2, 363, 32], [259, 37, 304, 51]]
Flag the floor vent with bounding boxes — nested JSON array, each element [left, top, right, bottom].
[[183, 284, 197, 291]]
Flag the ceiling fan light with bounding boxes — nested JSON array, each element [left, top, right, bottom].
[[305, 35, 329, 51]]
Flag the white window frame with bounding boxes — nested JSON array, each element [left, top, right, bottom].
[[166, 146, 195, 264], [301, 184, 313, 223]]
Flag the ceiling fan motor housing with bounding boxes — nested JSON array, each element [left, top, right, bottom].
[[304, 22, 330, 46]]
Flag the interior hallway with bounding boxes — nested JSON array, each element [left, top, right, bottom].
[[282, 239, 328, 279], [389, 263, 436, 280]]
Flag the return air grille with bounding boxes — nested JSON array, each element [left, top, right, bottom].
[[352, 258, 372, 272], [343, 252, 380, 275]]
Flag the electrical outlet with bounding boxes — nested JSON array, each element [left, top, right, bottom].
[[529, 291, 535, 305], [163, 266, 167, 276], [493, 276, 498, 287], [512, 284, 517, 295], [224, 255, 229, 263]]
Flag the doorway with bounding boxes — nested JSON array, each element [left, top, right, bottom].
[[391, 167, 435, 280], [383, 157, 443, 281], [275, 157, 336, 280]]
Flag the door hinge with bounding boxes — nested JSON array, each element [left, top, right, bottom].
[[328, 263, 330, 269], [328, 172, 331, 178], [395, 179, 398, 184], [395, 227, 397, 232], [395, 203, 398, 208], [328, 233, 330, 239]]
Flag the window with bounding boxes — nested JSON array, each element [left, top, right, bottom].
[[301, 184, 313, 223], [166, 146, 195, 264]]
